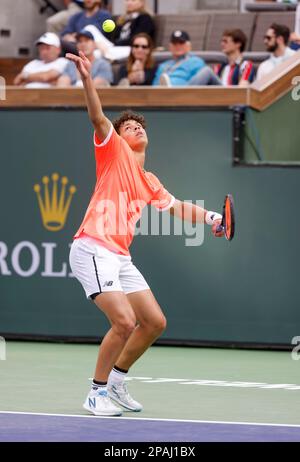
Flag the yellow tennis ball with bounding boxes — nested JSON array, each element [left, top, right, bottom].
[[102, 19, 116, 33]]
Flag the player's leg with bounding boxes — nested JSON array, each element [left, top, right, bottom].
[[116, 289, 166, 370], [107, 283, 166, 411], [69, 237, 136, 416], [92, 291, 137, 382], [83, 291, 138, 416]]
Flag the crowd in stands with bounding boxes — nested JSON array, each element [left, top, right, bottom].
[[154, 29, 254, 87], [12, 0, 300, 89]]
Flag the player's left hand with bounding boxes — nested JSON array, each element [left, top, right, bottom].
[[212, 219, 224, 238]]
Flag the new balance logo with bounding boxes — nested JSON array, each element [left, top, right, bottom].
[[111, 385, 121, 399], [88, 397, 96, 408], [103, 281, 113, 287]]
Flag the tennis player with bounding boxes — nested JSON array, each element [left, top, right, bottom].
[[68, 51, 224, 416]]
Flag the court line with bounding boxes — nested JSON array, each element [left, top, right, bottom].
[[1, 411, 300, 428], [126, 377, 300, 390]]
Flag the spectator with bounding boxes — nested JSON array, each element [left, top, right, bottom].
[[256, 23, 295, 80], [46, 0, 84, 35], [289, 32, 300, 51], [152, 30, 205, 86], [57, 30, 113, 87], [117, 33, 157, 86], [187, 29, 255, 87], [61, 0, 111, 43], [289, 2, 300, 50], [13, 33, 68, 88], [114, 0, 155, 46], [85, 0, 155, 61]]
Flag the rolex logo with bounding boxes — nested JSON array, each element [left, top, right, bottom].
[[34, 173, 76, 231]]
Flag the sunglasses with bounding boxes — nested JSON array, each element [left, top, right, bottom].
[[264, 35, 274, 41], [132, 44, 149, 49]]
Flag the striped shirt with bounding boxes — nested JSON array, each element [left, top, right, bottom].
[[214, 59, 255, 85]]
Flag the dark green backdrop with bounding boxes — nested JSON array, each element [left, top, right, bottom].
[[0, 107, 299, 346], [244, 93, 300, 163]]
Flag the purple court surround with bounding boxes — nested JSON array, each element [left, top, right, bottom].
[[1, 413, 300, 442]]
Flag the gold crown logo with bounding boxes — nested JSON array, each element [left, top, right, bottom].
[[34, 173, 76, 232]]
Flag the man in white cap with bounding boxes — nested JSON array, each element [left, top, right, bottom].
[[14, 33, 68, 88]]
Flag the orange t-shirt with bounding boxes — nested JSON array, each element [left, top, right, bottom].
[[74, 124, 175, 255]]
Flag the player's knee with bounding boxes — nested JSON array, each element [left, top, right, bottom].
[[115, 318, 136, 339], [158, 315, 167, 333], [151, 314, 167, 335]]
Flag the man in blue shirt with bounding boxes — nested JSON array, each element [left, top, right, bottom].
[[152, 30, 205, 86], [62, 0, 111, 43]]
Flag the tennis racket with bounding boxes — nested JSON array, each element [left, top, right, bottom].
[[216, 194, 235, 241]]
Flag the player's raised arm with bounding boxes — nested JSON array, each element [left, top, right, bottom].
[[66, 51, 111, 142], [170, 199, 224, 237]]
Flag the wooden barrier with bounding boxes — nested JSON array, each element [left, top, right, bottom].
[[1, 52, 300, 111]]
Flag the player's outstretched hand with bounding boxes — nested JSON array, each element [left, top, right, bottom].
[[212, 219, 224, 238], [66, 51, 91, 80]]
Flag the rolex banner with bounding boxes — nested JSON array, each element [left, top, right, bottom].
[[1, 109, 300, 345], [0, 110, 111, 339]]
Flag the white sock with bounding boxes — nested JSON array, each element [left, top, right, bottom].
[[108, 367, 127, 386], [91, 380, 107, 392]]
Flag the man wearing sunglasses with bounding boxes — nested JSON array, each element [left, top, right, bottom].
[[256, 23, 295, 81]]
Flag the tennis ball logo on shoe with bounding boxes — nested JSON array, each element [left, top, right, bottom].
[[102, 20, 116, 33]]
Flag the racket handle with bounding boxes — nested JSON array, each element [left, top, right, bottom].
[[216, 224, 224, 233]]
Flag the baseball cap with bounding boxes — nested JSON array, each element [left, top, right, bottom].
[[76, 29, 95, 41], [170, 30, 190, 43], [35, 32, 60, 48]]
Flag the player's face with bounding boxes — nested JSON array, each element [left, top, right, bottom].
[[119, 120, 148, 150], [169, 41, 191, 58], [38, 44, 60, 63], [77, 37, 95, 56], [264, 28, 278, 52], [125, 0, 144, 13]]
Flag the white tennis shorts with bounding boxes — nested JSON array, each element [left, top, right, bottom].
[[69, 236, 149, 299]]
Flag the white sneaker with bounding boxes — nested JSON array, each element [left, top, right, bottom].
[[159, 73, 172, 87], [108, 382, 143, 412], [83, 388, 122, 416]]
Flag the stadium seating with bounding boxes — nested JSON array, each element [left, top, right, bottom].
[[154, 14, 210, 50], [245, 1, 297, 12], [205, 12, 256, 51], [251, 12, 296, 51], [1, 10, 296, 85]]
